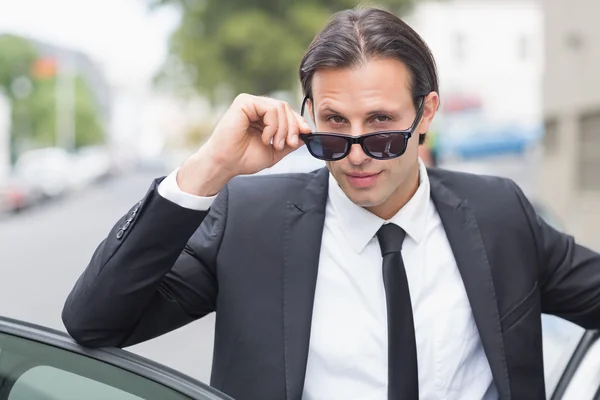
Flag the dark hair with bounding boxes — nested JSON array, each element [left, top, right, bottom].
[[299, 6, 439, 145]]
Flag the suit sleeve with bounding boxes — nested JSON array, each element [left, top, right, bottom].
[[512, 181, 600, 329], [62, 177, 229, 348]]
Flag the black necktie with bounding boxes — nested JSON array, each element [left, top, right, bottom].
[[377, 223, 419, 400]]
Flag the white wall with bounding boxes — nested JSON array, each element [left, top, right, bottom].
[[543, 0, 600, 115], [539, 0, 600, 251]]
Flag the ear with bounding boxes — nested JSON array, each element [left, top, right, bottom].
[[417, 91, 440, 134]]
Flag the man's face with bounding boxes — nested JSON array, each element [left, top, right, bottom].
[[309, 58, 438, 219]]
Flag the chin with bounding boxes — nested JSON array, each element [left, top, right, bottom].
[[345, 192, 384, 208], [337, 179, 387, 208]]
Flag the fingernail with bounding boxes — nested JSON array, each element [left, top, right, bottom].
[[279, 139, 285, 149], [292, 135, 298, 145]]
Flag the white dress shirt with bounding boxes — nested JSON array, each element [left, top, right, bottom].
[[158, 160, 497, 400]]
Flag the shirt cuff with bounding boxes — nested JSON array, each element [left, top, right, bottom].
[[157, 168, 217, 211]]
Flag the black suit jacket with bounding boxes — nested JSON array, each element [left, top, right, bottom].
[[62, 167, 600, 400]]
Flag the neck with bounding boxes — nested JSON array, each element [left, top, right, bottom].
[[366, 164, 420, 220]]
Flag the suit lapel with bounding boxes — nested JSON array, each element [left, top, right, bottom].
[[429, 172, 510, 399], [282, 168, 329, 400]]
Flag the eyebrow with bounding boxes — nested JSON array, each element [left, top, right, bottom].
[[320, 106, 342, 115], [319, 106, 398, 117]]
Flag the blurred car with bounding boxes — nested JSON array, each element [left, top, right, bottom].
[[0, 316, 233, 400], [0, 175, 41, 213], [13, 147, 78, 199], [71, 145, 117, 188]]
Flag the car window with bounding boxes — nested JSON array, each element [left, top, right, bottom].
[[0, 332, 193, 400], [9, 366, 144, 400]]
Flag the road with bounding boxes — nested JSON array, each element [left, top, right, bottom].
[[0, 169, 216, 384]]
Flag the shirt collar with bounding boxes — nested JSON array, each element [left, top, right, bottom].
[[327, 158, 431, 253]]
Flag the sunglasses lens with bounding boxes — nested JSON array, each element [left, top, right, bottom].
[[362, 133, 407, 159], [306, 135, 349, 160]]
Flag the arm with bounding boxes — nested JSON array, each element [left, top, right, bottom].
[[62, 175, 229, 348], [513, 182, 600, 328], [62, 93, 311, 347]]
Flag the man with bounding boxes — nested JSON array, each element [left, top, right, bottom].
[[62, 7, 600, 400]]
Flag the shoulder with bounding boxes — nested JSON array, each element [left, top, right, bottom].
[[427, 167, 534, 224], [227, 168, 323, 196], [427, 167, 521, 200], [222, 168, 326, 214]]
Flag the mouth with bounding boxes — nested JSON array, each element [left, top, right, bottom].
[[345, 171, 382, 188]]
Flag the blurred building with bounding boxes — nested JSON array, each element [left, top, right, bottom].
[[539, 0, 600, 250], [405, 0, 544, 193], [407, 0, 543, 126]]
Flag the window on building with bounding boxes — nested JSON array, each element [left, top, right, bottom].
[[544, 117, 559, 154], [577, 110, 600, 192], [518, 34, 530, 61], [454, 32, 467, 64]]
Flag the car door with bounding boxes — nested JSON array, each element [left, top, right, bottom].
[[532, 204, 600, 399], [550, 329, 600, 400], [0, 316, 233, 400]]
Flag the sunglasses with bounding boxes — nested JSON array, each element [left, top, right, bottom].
[[298, 96, 425, 161]]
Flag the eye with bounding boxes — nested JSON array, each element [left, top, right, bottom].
[[372, 115, 392, 123], [327, 115, 346, 124]]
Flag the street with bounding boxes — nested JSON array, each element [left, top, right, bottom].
[[0, 169, 216, 383]]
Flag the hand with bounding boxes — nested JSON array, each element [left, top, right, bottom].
[[177, 94, 312, 196]]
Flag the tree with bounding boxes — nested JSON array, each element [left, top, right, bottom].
[[0, 34, 105, 158], [150, 0, 418, 103], [0, 35, 38, 95], [10, 74, 105, 149]]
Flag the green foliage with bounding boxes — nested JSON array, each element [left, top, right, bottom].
[[71, 76, 105, 148], [0, 35, 38, 95], [152, 0, 417, 102], [0, 34, 105, 156]]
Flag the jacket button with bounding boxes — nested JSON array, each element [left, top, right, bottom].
[[116, 229, 124, 239], [123, 220, 131, 230]]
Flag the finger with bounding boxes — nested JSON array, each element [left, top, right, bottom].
[[284, 104, 301, 148], [238, 95, 277, 146], [270, 101, 289, 150], [292, 109, 312, 144], [249, 98, 278, 146], [295, 109, 312, 132]]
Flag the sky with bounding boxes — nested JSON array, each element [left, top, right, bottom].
[[0, 0, 180, 87]]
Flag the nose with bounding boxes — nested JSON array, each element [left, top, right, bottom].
[[346, 142, 370, 165], [344, 125, 370, 165]]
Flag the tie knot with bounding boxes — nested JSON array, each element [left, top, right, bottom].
[[377, 223, 406, 255]]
